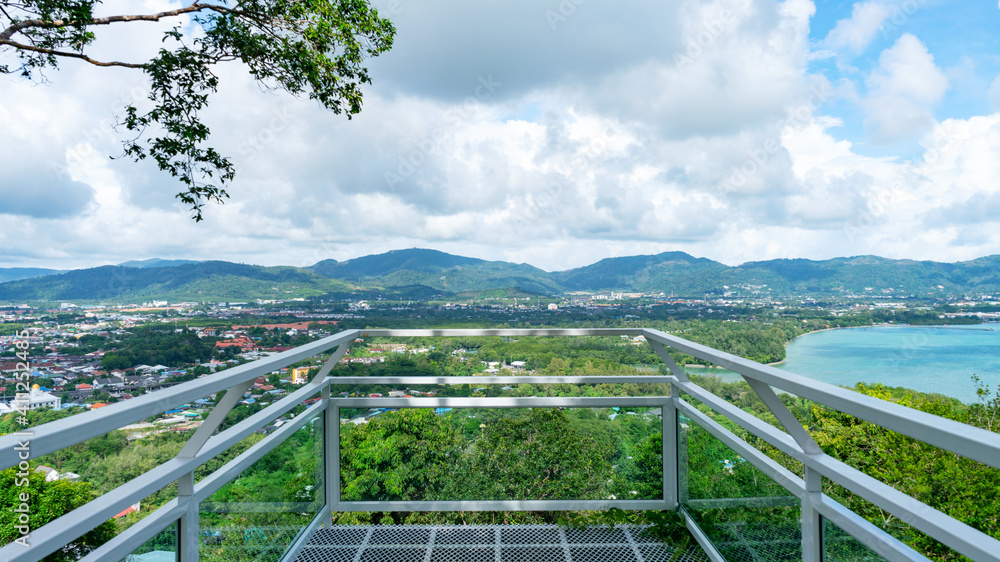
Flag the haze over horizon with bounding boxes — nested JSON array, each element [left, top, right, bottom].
[[4, 0, 1000, 272]]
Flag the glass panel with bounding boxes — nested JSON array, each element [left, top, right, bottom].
[[822, 518, 888, 562], [821, 484, 963, 560], [680, 414, 801, 561], [338, 407, 663, 502], [123, 520, 178, 562], [199, 410, 324, 562]]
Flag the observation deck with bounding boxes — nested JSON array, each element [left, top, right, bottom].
[[2, 328, 999, 562]]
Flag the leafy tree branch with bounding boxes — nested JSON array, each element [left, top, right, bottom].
[[1, 1, 395, 220]]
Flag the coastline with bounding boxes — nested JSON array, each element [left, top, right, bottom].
[[682, 321, 999, 370], [681, 322, 999, 404]]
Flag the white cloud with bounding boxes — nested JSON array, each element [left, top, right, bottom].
[[4, 0, 1000, 273], [588, 0, 816, 138], [862, 34, 948, 143], [823, 1, 891, 54]]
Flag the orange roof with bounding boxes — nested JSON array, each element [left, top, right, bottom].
[[113, 505, 138, 518], [91, 403, 109, 409]]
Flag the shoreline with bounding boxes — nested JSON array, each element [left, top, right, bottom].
[[686, 321, 1000, 370], [680, 322, 998, 405]]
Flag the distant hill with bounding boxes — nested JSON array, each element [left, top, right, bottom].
[[556, 253, 1000, 296], [119, 258, 202, 268], [557, 252, 729, 292], [2, 250, 999, 302], [309, 248, 562, 294], [718, 255, 1000, 296], [0, 268, 65, 284], [0, 261, 355, 302]]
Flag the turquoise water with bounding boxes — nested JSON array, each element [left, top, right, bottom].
[[683, 325, 1000, 404]]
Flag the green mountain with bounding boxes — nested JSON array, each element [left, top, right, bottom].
[[309, 248, 562, 294], [557, 252, 729, 292], [554, 253, 1000, 296], [3, 250, 999, 302], [0, 261, 355, 302], [0, 268, 66, 284], [721, 255, 1000, 296]]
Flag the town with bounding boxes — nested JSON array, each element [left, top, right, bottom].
[[3, 289, 999, 423]]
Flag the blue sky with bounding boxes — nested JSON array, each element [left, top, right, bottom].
[[2, 0, 1000, 272], [807, 1, 1000, 157]]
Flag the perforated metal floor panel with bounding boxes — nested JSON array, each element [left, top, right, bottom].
[[293, 525, 709, 562]]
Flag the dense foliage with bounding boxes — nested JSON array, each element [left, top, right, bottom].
[[684, 375, 1000, 561], [102, 326, 213, 369], [0, 464, 118, 561]]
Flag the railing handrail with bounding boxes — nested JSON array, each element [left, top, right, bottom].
[[0, 329, 359, 469], [641, 328, 1000, 469]]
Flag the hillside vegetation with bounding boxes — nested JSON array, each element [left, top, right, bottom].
[[4, 249, 1000, 302]]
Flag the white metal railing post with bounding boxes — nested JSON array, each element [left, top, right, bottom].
[[802, 466, 823, 561], [663, 394, 678, 509], [326, 396, 340, 524], [316, 340, 351, 526], [177, 472, 198, 561], [674, 385, 690, 506]]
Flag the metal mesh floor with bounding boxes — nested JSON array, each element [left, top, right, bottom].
[[702, 520, 888, 562], [294, 525, 709, 562]]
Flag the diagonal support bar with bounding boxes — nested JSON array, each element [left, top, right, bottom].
[[311, 342, 353, 384], [647, 339, 690, 382], [743, 377, 821, 454], [177, 379, 255, 459]]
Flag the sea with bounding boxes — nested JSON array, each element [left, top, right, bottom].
[[683, 324, 1000, 404]]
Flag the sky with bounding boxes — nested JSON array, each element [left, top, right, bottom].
[[2, 0, 1000, 272]]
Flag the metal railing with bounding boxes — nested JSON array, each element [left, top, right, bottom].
[[1, 328, 999, 562]]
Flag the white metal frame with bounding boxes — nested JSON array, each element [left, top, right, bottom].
[[0, 327, 996, 562]]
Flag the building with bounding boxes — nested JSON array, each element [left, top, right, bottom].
[[0, 384, 61, 412], [291, 367, 311, 385]]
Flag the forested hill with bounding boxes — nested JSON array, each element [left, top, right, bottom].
[[0, 267, 66, 283], [556, 252, 730, 292], [3, 250, 1000, 301], [0, 261, 354, 302], [555, 253, 1000, 295], [309, 248, 562, 294]]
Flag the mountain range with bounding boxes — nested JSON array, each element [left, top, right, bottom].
[[1, 249, 999, 302]]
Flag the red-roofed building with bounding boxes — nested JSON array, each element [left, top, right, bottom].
[[114, 502, 141, 519]]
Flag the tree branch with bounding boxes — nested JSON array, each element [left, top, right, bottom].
[[0, 38, 144, 68], [1, 3, 235, 41]]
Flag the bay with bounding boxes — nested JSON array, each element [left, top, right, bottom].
[[682, 324, 1000, 404]]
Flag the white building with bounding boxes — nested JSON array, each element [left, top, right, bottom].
[[0, 385, 62, 411]]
